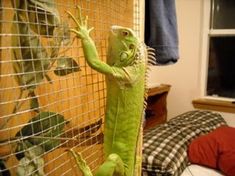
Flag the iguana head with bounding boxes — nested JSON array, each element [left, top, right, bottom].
[[107, 26, 140, 67]]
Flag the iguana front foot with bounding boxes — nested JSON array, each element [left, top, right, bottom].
[[66, 6, 94, 40]]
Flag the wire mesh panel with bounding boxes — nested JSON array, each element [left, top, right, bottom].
[[0, 0, 141, 175]]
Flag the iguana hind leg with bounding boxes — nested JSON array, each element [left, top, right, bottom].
[[95, 153, 125, 176], [69, 149, 126, 176]]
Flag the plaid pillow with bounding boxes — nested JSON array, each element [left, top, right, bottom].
[[142, 110, 227, 176]]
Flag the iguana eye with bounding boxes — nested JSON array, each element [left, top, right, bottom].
[[121, 30, 129, 37]]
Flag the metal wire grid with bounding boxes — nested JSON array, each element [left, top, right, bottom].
[[0, 0, 141, 175]]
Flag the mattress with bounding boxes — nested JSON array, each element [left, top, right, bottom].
[[181, 165, 224, 176]]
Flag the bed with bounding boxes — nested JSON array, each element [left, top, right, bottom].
[[142, 110, 234, 176], [181, 164, 224, 176]]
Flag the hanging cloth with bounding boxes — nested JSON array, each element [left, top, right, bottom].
[[145, 0, 179, 65]]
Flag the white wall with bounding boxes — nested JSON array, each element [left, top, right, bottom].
[[149, 0, 203, 119], [148, 0, 235, 125]]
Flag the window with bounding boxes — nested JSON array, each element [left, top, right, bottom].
[[201, 0, 235, 100], [210, 0, 235, 29]]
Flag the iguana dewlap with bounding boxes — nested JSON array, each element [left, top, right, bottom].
[[67, 7, 154, 176]]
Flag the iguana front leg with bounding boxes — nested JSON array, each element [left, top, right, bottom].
[[67, 6, 112, 75], [67, 6, 143, 85]]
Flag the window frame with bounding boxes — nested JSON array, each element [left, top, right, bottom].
[[200, 0, 235, 102]]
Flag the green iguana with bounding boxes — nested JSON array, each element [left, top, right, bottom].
[[67, 6, 155, 176]]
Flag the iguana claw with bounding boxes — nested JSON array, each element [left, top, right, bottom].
[[69, 149, 93, 176]]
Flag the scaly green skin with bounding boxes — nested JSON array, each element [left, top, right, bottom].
[[67, 7, 146, 176]]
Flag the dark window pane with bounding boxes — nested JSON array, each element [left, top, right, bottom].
[[211, 0, 235, 29], [207, 37, 235, 98]]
